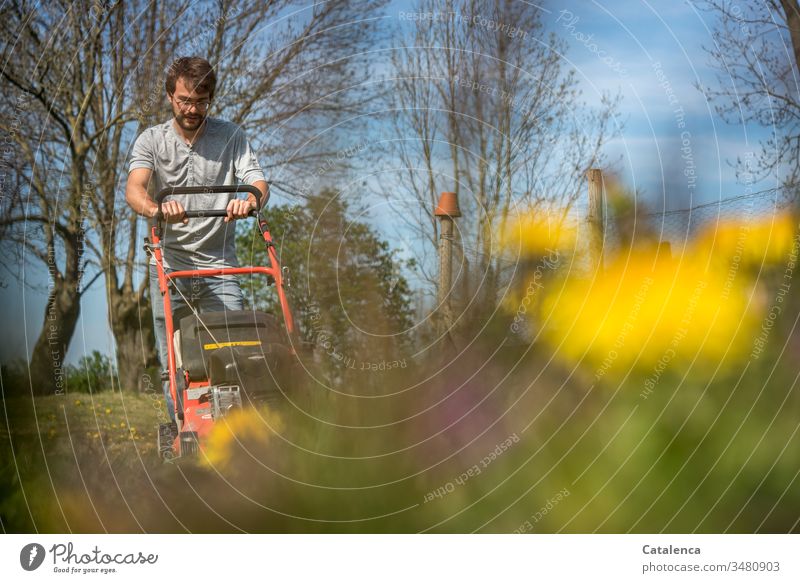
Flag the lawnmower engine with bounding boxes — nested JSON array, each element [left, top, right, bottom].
[[162, 310, 293, 458]]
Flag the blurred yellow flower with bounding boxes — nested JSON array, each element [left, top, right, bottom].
[[501, 211, 578, 256], [538, 251, 762, 376], [501, 251, 562, 333], [203, 407, 284, 469], [695, 212, 798, 267]]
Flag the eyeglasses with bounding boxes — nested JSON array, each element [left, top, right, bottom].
[[173, 97, 211, 112]]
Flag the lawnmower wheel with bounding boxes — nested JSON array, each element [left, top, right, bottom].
[[157, 422, 178, 461]]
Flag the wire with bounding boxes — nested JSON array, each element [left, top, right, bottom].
[[617, 185, 793, 220]]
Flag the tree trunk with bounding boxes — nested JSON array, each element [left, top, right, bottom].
[[779, 1, 800, 74], [29, 279, 80, 395], [108, 287, 157, 393]]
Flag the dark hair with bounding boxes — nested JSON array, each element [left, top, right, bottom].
[[165, 57, 217, 99]]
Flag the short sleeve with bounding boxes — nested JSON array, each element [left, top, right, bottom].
[[129, 129, 155, 172], [233, 128, 266, 185]]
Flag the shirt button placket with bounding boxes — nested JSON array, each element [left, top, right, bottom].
[[188, 145, 194, 186]]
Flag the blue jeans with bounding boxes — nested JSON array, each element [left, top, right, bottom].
[[149, 263, 243, 422]]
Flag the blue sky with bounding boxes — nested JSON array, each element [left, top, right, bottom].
[[0, 0, 781, 365], [546, 0, 777, 206]]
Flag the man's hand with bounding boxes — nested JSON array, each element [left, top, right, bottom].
[[161, 200, 189, 224], [225, 198, 256, 222]]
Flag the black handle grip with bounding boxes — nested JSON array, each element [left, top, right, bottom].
[[155, 184, 263, 206], [155, 184, 263, 225], [183, 209, 257, 218]]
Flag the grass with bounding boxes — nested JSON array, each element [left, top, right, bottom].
[[0, 391, 170, 532], [1, 337, 799, 534], [1, 392, 164, 462]]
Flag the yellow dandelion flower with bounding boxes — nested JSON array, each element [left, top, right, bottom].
[[695, 212, 799, 267], [501, 211, 578, 257], [202, 407, 284, 469], [538, 251, 761, 376]]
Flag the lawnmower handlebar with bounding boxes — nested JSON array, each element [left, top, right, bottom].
[[183, 209, 258, 218], [154, 185, 264, 224], [155, 184, 263, 205]]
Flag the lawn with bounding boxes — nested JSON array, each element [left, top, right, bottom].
[[0, 391, 171, 532], [1, 346, 799, 534], [1, 392, 164, 462]]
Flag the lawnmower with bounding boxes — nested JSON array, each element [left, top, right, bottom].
[[145, 184, 296, 461]]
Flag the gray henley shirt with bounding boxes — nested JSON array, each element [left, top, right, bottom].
[[129, 117, 266, 270]]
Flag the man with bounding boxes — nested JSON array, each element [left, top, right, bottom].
[[126, 56, 268, 423]]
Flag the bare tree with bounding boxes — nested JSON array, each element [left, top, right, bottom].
[[0, 1, 205, 394], [386, 0, 618, 319], [195, 0, 391, 197], [697, 0, 800, 189], [1, 0, 131, 393]]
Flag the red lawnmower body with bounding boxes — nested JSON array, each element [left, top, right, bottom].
[[148, 185, 295, 458]]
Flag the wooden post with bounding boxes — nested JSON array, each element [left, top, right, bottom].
[[587, 168, 605, 272], [435, 192, 461, 335], [439, 217, 454, 331]]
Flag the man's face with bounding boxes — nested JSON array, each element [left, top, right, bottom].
[[168, 77, 211, 131]]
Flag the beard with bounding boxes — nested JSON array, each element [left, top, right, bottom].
[[173, 109, 206, 131]]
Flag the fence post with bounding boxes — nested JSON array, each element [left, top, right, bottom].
[[587, 168, 605, 272], [435, 192, 461, 336]]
